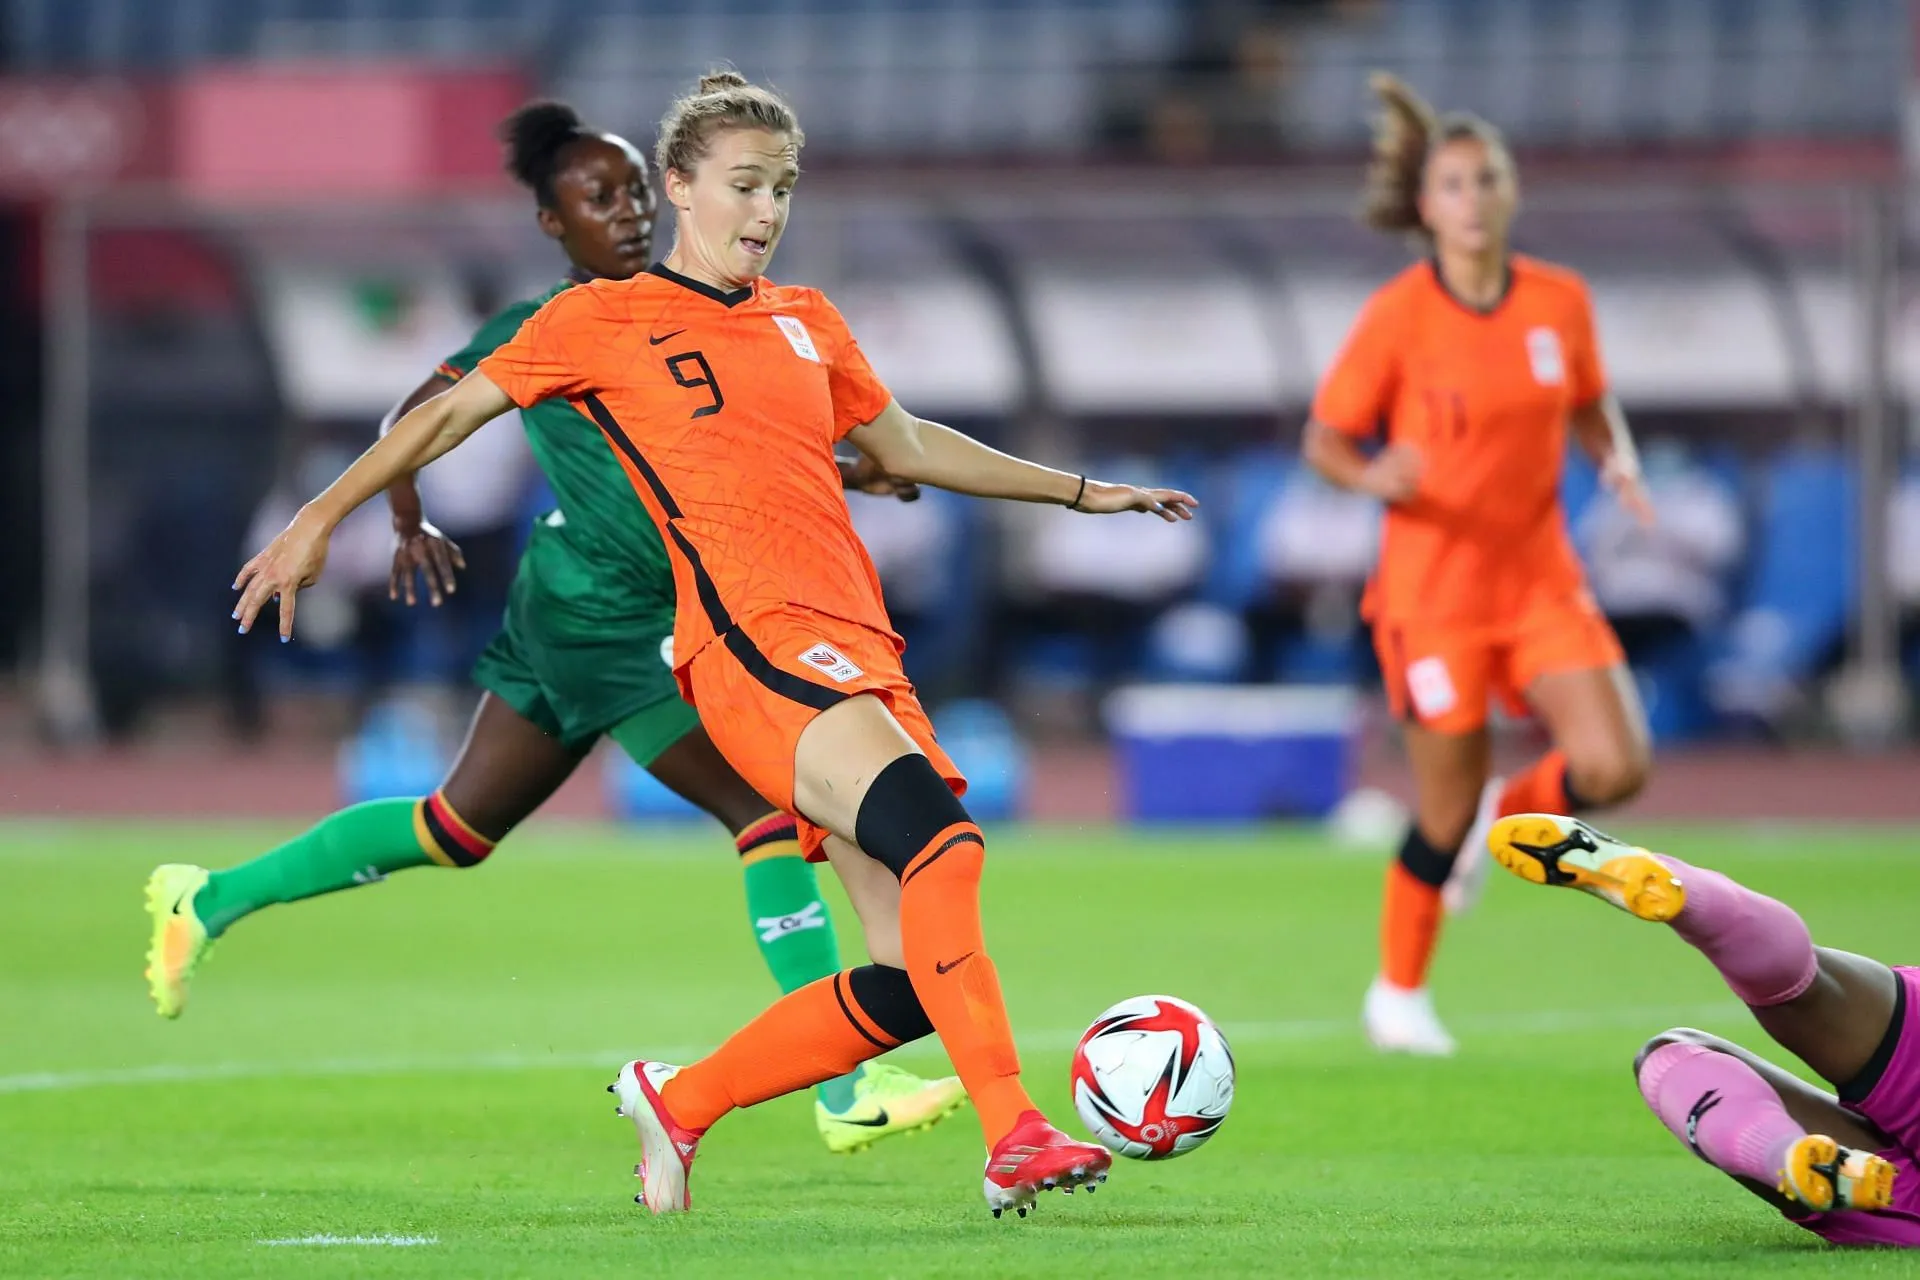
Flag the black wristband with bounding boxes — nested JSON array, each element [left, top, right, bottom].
[[1068, 474, 1087, 511]]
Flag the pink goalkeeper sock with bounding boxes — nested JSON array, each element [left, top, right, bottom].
[[1638, 1041, 1805, 1185], [1660, 857, 1819, 1008]]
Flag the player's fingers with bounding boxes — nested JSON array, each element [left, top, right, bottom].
[[277, 585, 297, 642], [234, 575, 276, 634], [430, 541, 457, 598], [448, 539, 467, 572]]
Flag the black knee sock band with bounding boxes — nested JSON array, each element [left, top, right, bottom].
[[1397, 826, 1456, 888], [1562, 765, 1593, 814], [853, 753, 974, 880], [843, 964, 933, 1045]]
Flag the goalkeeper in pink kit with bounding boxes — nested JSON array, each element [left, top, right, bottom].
[[1489, 814, 1918, 1247]]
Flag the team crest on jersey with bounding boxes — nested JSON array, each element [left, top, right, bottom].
[[772, 315, 821, 363], [798, 642, 863, 683], [1406, 656, 1458, 719], [1526, 327, 1565, 385]]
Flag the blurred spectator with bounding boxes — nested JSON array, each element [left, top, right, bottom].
[[85, 229, 281, 739], [1000, 454, 1209, 700], [847, 483, 975, 698], [1578, 439, 1745, 663], [1125, 0, 1379, 161], [1247, 466, 1378, 681]]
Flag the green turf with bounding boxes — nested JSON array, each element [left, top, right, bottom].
[[4, 818, 1920, 1279]]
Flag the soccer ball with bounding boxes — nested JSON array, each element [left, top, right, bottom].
[[1069, 994, 1234, 1160]]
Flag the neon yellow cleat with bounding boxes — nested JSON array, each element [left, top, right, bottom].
[[1778, 1134, 1898, 1214], [1486, 813, 1686, 923], [144, 864, 213, 1019], [816, 1062, 968, 1155]]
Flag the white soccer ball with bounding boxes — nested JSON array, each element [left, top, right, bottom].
[[1069, 994, 1234, 1160]]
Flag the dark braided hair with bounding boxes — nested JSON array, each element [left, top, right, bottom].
[[500, 100, 595, 208]]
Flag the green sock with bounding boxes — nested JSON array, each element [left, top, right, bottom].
[[194, 797, 448, 938], [735, 814, 863, 1114]]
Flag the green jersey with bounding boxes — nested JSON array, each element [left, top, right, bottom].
[[436, 280, 673, 622]]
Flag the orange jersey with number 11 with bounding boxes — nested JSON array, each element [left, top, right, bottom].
[[1311, 255, 1607, 630]]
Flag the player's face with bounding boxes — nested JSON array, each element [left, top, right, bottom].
[[668, 127, 797, 286], [541, 135, 656, 281], [1418, 136, 1516, 258]]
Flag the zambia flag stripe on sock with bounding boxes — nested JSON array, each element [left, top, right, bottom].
[[416, 792, 494, 868], [736, 812, 800, 862]]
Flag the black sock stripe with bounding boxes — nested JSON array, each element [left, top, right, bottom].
[[1839, 970, 1907, 1105], [902, 829, 985, 888], [832, 971, 892, 1050], [421, 802, 486, 867], [1561, 764, 1592, 814], [1397, 826, 1456, 887], [583, 393, 852, 714]]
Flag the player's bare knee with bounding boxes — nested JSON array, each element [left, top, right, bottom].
[[1567, 742, 1648, 808], [852, 753, 977, 881], [862, 922, 906, 970]]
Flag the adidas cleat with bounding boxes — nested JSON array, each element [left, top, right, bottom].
[[1487, 814, 1685, 923], [816, 1062, 968, 1155], [983, 1110, 1112, 1218], [610, 1060, 701, 1214], [1778, 1134, 1898, 1214], [144, 864, 213, 1019]]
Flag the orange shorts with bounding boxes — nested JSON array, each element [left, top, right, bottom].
[[1372, 591, 1626, 736], [680, 606, 966, 860]]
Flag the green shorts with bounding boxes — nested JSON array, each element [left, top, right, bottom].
[[471, 530, 699, 765]]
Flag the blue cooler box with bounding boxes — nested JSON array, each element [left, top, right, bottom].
[[1105, 684, 1358, 822]]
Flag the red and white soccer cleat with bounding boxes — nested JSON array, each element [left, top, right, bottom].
[[608, 1059, 702, 1214], [982, 1110, 1113, 1218]]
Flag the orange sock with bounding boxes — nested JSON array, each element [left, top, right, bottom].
[[1380, 860, 1443, 991], [898, 822, 1035, 1146], [660, 972, 903, 1132], [1499, 749, 1572, 817]]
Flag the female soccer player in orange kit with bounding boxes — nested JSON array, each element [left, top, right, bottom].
[[1303, 75, 1656, 1056], [234, 70, 1196, 1219]]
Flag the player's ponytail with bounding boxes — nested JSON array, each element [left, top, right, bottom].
[[1360, 71, 1509, 241], [655, 66, 804, 178], [500, 100, 593, 208]]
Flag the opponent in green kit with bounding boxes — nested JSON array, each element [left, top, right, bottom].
[[143, 101, 965, 1153]]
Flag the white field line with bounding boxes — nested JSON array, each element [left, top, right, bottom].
[[257, 1235, 438, 1247], [0, 1001, 1741, 1096]]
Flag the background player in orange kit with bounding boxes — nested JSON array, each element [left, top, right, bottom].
[[231, 69, 1196, 1220], [1302, 74, 1657, 1056]]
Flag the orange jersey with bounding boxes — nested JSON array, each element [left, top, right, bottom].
[[477, 264, 898, 679], [1311, 255, 1606, 629]]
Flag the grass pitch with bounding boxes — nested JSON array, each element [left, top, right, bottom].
[[5, 819, 1920, 1278]]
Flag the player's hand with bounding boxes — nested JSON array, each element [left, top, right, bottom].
[[1602, 455, 1657, 527], [1074, 481, 1198, 523], [389, 517, 466, 607], [233, 509, 332, 642], [1359, 445, 1423, 504], [843, 454, 921, 503]]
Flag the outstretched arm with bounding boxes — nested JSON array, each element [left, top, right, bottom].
[[846, 400, 1195, 521], [234, 371, 516, 639], [382, 373, 468, 606]]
